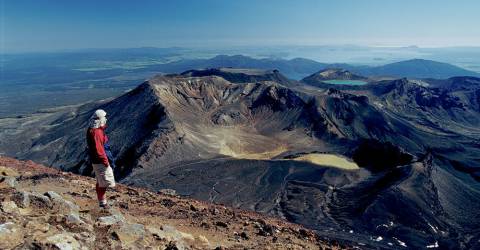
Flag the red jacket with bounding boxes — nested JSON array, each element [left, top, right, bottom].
[[86, 126, 109, 166]]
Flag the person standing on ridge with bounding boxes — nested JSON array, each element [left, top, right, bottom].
[[86, 109, 116, 209]]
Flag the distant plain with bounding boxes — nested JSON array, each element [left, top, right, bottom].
[[2, 46, 480, 117]]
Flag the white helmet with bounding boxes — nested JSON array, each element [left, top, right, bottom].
[[93, 109, 107, 119], [90, 109, 107, 128]]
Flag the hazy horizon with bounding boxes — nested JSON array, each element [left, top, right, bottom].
[[2, 0, 480, 53], [4, 44, 480, 55]]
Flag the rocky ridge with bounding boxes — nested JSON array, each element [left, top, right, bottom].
[[0, 156, 342, 249]]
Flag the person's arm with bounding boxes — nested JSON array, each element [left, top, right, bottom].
[[93, 130, 110, 167]]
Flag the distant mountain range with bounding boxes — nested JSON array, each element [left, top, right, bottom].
[[147, 55, 480, 80], [347, 59, 480, 79], [146, 55, 327, 80], [2, 51, 479, 118]]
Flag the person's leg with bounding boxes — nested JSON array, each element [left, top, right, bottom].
[[96, 182, 107, 206], [93, 163, 109, 207]]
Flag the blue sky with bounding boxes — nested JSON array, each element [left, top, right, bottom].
[[1, 0, 480, 52]]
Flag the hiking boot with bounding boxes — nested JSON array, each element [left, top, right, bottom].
[[99, 202, 111, 209]]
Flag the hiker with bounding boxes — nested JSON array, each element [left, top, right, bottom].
[[86, 109, 116, 208]]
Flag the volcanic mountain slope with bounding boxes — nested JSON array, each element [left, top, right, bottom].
[[0, 72, 414, 177], [295, 76, 480, 249], [1, 70, 480, 248], [302, 74, 480, 178], [0, 157, 337, 249], [425, 76, 480, 112]]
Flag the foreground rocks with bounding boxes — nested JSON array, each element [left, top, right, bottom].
[[0, 222, 24, 249], [0, 157, 343, 249]]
